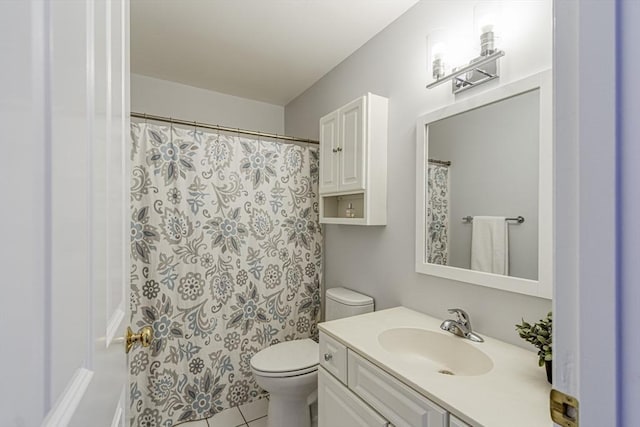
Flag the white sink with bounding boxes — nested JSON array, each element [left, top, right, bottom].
[[378, 328, 494, 376]]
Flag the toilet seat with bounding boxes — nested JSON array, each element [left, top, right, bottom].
[[251, 338, 319, 378], [252, 364, 318, 378]]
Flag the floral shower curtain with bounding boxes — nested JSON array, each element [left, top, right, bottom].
[[427, 163, 450, 265], [128, 122, 322, 427]]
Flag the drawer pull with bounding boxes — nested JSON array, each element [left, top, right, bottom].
[[324, 353, 333, 361]]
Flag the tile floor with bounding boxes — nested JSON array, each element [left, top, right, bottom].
[[182, 398, 269, 427], [181, 397, 318, 427]]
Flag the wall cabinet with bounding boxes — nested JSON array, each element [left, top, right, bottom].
[[319, 332, 475, 427], [319, 93, 388, 225]]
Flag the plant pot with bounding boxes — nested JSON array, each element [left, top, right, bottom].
[[545, 360, 552, 384]]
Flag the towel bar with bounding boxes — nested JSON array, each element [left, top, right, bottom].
[[462, 216, 525, 224]]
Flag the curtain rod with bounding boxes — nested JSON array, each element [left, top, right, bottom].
[[428, 158, 451, 166], [131, 112, 319, 145]]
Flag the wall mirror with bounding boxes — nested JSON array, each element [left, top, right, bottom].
[[415, 70, 552, 298]]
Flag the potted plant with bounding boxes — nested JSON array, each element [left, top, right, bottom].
[[515, 312, 552, 383]]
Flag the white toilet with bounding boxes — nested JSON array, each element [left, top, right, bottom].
[[250, 287, 374, 427]]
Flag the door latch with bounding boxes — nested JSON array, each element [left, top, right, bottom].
[[550, 389, 579, 427]]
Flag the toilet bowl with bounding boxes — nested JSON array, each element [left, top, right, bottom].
[[250, 287, 374, 427], [251, 339, 319, 427]]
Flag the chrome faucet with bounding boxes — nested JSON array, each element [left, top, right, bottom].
[[440, 308, 484, 343]]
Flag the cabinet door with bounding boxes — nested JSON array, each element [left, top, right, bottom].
[[319, 368, 389, 427], [348, 351, 448, 427], [339, 96, 366, 192], [319, 111, 340, 194], [449, 415, 471, 427]]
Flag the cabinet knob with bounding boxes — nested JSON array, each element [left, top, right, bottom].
[[332, 148, 338, 153], [336, 147, 343, 152], [324, 353, 333, 361]]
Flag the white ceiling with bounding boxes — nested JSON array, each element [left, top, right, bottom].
[[130, 0, 419, 106]]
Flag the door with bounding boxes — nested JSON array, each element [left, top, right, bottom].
[[66, 0, 131, 424], [339, 96, 366, 192], [319, 368, 389, 427], [0, 0, 131, 425], [319, 110, 340, 193]]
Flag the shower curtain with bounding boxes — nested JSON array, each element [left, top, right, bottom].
[[427, 163, 450, 265], [128, 122, 322, 426]]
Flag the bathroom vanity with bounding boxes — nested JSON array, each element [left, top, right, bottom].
[[318, 307, 551, 427]]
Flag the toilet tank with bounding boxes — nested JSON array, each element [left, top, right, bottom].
[[325, 287, 374, 321]]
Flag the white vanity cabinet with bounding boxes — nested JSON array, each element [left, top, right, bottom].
[[319, 331, 348, 384], [318, 368, 390, 427], [318, 93, 388, 225], [318, 308, 552, 427], [449, 415, 472, 427], [348, 351, 448, 427], [319, 332, 455, 427]]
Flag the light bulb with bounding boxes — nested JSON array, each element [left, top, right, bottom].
[[480, 23, 494, 34], [431, 42, 447, 79], [432, 42, 446, 61], [478, 17, 496, 56], [477, 14, 497, 35], [474, 3, 503, 56]]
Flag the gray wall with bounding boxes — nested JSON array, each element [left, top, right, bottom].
[[131, 73, 284, 133], [429, 90, 539, 280], [285, 0, 552, 348]]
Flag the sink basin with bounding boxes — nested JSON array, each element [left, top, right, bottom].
[[378, 328, 493, 376]]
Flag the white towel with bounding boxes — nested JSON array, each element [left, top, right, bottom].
[[471, 216, 509, 275]]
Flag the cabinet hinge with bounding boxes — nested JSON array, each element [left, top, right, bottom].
[[550, 389, 579, 427]]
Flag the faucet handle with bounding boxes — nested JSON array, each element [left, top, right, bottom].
[[447, 308, 471, 328]]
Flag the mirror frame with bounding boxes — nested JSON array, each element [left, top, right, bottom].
[[415, 70, 552, 299]]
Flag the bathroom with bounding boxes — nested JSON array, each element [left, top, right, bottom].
[[2, 0, 638, 426]]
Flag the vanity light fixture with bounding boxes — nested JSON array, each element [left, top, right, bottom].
[[427, 20, 505, 94]]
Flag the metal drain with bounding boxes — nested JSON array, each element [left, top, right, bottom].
[[438, 369, 455, 375]]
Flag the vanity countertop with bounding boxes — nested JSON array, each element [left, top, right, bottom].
[[318, 306, 552, 427]]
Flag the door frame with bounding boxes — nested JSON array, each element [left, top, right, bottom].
[[619, 1, 640, 425], [553, 0, 618, 425]]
